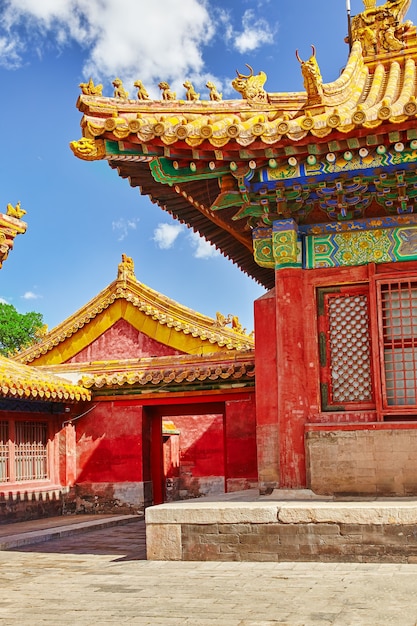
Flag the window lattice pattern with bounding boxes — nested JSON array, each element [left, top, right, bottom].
[[0, 421, 9, 482], [328, 294, 372, 403], [15, 421, 47, 481], [381, 282, 417, 406]]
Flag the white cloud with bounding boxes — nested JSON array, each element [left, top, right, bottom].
[[153, 223, 183, 249], [0, 35, 21, 68], [22, 291, 41, 300], [232, 9, 275, 54], [0, 297, 9, 304], [112, 217, 139, 241], [0, 0, 216, 92], [188, 231, 219, 260]]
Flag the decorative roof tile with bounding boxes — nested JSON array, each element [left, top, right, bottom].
[[0, 355, 91, 402]]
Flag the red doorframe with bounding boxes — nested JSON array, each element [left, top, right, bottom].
[[150, 414, 164, 505], [145, 402, 226, 505]]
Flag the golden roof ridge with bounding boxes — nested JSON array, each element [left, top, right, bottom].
[[16, 258, 254, 364]]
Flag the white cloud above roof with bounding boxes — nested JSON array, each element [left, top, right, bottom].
[[232, 10, 275, 54], [153, 223, 183, 250], [0, 1, 278, 93], [0, 0, 216, 91]]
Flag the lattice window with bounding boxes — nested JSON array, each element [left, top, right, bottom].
[[318, 286, 373, 409], [0, 420, 49, 485], [0, 421, 9, 482], [379, 281, 417, 407], [15, 421, 48, 481]]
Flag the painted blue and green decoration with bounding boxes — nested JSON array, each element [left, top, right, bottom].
[[253, 215, 417, 270]]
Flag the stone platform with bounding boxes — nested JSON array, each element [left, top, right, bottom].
[[145, 489, 417, 562]]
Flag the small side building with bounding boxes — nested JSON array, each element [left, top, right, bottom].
[[16, 255, 257, 515]]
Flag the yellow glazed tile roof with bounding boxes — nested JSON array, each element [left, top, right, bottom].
[[72, 12, 417, 155], [36, 351, 255, 392], [16, 255, 254, 365], [0, 355, 91, 402]]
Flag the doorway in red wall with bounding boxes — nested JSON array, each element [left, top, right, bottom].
[[144, 403, 226, 505]]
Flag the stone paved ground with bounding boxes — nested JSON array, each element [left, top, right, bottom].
[[1, 520, 417, 625]]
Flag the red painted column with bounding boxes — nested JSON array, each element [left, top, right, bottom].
[[151, 415, 164, 504], [255, 269, 313, 491], [254, 289, 279, 492], [275, 268, 310, 488]]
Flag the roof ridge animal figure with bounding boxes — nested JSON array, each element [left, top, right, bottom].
[[206, 81, 222, 101], [134, 80, 151, 100], [232, 65, 268, 103], [79, 77, 103, 96], [183, 80, 200, 101], [158, 81, 176, 100], [112, 78, 129, 99]]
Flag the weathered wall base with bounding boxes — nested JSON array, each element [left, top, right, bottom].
[[178, 476, 225, 500], [146, 496, 417, 562], [64, 481, 150, 516], [307, 425, 417, 496], [0, 488, 64, 524]]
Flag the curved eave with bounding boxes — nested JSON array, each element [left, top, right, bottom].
[[78, 352, 255, 390], [0, 356, 91, 403]]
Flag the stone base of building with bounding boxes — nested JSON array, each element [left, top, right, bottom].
[[0, 488, 64, 524], [306, 425, 417, 496], [145, 489, 417, 562]]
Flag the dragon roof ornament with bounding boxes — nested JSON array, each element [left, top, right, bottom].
[[0, 203, 27, 269], [352, 0, 413, 55]]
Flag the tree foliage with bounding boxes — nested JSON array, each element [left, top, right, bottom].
[[0, 303, 45, 356]]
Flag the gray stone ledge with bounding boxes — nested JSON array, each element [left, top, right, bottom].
[[145, 494, 417, 526]]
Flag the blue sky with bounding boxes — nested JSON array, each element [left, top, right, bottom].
[[0, 0, 416, 335]]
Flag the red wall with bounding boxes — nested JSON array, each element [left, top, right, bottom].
[[225, 397, 257, 484], [75, 401, 143, 483], [173, 414, 224, 477], [69, 319, 184, 362]]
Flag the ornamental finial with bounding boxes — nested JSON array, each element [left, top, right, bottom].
[[117, 254, 136, 282], [363, 0, 376, 9], [6, 201, 26, 219]]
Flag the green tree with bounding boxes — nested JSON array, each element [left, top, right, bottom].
[[0, 303, 45, 356]]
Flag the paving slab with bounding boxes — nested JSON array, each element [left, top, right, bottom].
[[1, 524, 417, 626], [0, 513, 141, 550]]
